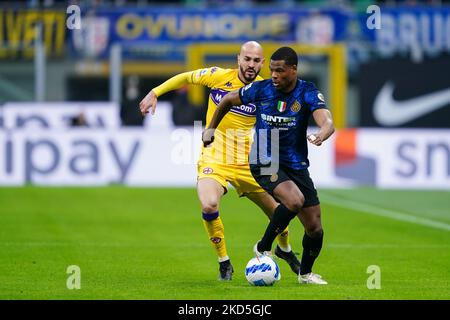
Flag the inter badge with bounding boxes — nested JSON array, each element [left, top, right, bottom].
[[291, 100, 302, 112]]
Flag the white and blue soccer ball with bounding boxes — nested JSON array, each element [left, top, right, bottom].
[[245, 255, 281, 286]]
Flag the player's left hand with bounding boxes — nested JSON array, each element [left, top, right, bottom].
[[307, 133, 323, 146], [202, 128, 215, 147], [139, 90, 158, 117]]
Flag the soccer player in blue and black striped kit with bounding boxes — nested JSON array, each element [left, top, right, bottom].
[[203, 47, 335, 284]]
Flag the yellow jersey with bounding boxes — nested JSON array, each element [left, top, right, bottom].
[[190, 67, 262, 166]]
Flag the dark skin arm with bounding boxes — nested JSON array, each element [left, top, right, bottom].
[[203, 91, 335, 147], [202, 90, 242, 147], [307, 108, 335, 146]]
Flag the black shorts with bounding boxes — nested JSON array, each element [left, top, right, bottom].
[[250, 164, 320, 208]]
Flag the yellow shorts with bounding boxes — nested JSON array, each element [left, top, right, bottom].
[[197, 161, 265, 197]]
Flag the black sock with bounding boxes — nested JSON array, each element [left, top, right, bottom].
[[300, 230, 324, 275], [257, 204, 297, 252]]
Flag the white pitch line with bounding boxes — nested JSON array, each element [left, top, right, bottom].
[[326, 243, 450, 249], [320, 192, 450, 232]]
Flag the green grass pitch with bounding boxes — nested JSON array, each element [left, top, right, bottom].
[[0, 186, 449, 300]]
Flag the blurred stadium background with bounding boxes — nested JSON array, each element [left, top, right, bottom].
[[0, 0, 449, 300]]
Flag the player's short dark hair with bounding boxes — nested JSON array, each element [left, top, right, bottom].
[[270, 47, 298, 66]]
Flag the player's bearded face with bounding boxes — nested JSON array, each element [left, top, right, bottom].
[[238, 55, 263, 83], [239, 63, 261, 82]]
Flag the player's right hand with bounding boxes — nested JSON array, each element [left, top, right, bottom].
[[202, 128, 215, 147], [307, 133, 323, 146], [139, 90, 157, 117]]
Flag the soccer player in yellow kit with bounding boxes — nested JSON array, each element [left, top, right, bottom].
[[139, 41, 300, 280]]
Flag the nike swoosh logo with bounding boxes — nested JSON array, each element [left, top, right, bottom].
[[373, 81, 450, 126]]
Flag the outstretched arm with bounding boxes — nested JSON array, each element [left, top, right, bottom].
[[139, 72, 192, 116], [202, 90, 242, 147], [307, 109, 335, 146]]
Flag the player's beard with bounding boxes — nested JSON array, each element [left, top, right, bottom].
[[240, 65, 258, 83]]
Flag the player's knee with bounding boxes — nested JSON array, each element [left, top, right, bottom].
[[283, 196, 304, 213], [284, 202, 303, 213], [306, 225, 323, 238], [201, 200, 220, 214]]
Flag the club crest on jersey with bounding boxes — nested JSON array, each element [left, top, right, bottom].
[[225, 81, 233, 88], [277, 101, 287, 112], [210, 237, 221, 244], [291, 100, 302, 113], [203, 167, 214, 174]]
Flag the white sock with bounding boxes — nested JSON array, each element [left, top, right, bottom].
[[278, 244, 292, 252], [218, 255, 230, 263]]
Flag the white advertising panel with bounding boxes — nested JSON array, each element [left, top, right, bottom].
[[0, 126, 449, 189], [358, 129, 450, 189], [2, 102, 121, 129], [0, 128, 201, 186]]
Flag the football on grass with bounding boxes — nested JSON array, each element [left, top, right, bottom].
[[245, 255, 280, 286]]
